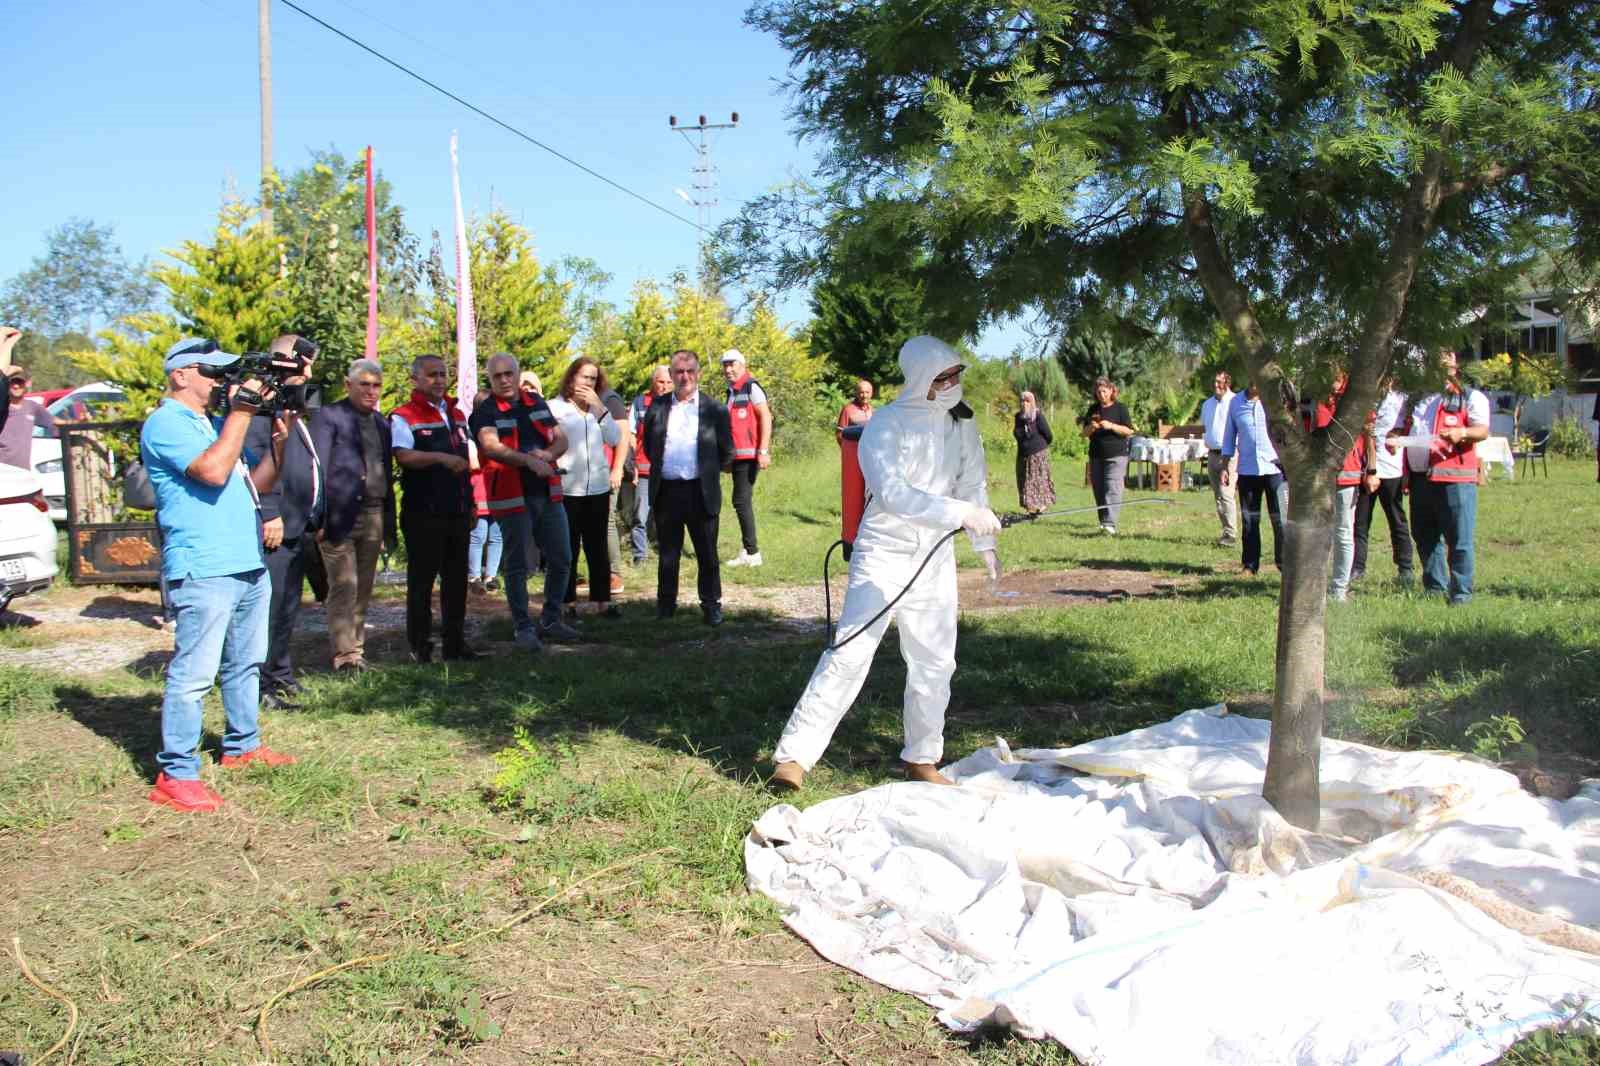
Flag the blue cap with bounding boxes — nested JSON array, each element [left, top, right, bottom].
[[164, 337, 240, 373]]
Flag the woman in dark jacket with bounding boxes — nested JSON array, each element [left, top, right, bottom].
[[1013, 390, 1055, 514]]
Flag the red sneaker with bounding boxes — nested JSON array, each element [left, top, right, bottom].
[[220, 746, 298, 769], [148, 773, 225, 812]]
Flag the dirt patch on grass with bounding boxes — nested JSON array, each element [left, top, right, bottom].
[[3, 566, 1194, 679]]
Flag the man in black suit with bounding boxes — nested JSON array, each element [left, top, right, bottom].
[[643, 349, 734, 625], [245, 334, 324, 707], [310, 358, 396, 671]]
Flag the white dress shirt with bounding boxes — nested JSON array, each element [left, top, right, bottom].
[[1201, 390, 1235, 450], [661, 391, 701, 480], [1371, 390, 1408, 480]]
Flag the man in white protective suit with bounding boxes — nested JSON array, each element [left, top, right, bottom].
[[769, 336, 1002, 791]]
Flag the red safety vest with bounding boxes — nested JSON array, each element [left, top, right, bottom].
[[392, 391, 473, 515], [1314, 395, 1368, 487], [523, 390, 566, 502], [727, 372, 764, 461], [478, 396, 528, 516], [631, 392, 656, 477], [1425, 386, 1480, 483]]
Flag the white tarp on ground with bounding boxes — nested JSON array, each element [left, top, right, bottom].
[[745, 706, 1600, 1066]]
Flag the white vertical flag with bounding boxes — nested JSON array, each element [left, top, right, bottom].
[[449, 131, 478, 421]]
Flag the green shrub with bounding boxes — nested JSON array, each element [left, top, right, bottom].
[[1546, 415, 1595, 458]]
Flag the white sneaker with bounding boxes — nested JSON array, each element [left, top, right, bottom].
[[744, 551, 763, 567], [727, 549, 762, 567]]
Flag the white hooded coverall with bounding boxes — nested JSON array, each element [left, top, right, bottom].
[[772, 336, 996, 770]]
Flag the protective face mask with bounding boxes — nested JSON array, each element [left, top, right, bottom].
[[932, 382, 964, 411]]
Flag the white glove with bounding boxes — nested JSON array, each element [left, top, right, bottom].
[[980, 549, 1002, 583], [962, 505, 1002, 538]]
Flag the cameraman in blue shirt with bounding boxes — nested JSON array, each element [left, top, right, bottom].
[[139, 337, 302, 813]]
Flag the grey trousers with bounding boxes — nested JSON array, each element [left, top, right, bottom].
[[1091, 455, 1129, 528], [1207, 450, 1238, 542]]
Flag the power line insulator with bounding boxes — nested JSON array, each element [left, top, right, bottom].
[[669, 115, 677, 126], [731, 112, 739, 124], [698, 114, 706, 126]]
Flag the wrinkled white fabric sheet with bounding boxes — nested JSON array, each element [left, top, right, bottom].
[[745, 706, 1600, 1066]]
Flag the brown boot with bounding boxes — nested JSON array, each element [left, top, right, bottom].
[[769, 761, 804, 792], [903, 761, 953, 786]]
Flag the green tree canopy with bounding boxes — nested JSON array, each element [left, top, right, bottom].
[[0, 218, 156, 339], [726, 0, 1600, 825]]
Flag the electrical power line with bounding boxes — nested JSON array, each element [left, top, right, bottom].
[[275, 0, 705, 233]]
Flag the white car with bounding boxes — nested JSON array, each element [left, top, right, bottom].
[[30, 382, 126, 522], [0, 463, 58, 612]]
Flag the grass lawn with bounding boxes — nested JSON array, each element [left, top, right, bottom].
[[1, 450, 1597, 1064]]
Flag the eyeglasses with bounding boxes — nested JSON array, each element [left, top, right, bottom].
[[7, 377, 25, 386], [932, 366, 964, 387]]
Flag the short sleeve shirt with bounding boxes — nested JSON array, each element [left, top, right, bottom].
[[139, 398, 264, 582], [0, 398, 54, 469], [1085, 402, 1132, 462]]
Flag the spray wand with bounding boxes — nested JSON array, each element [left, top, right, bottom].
[[824, 497, 1175, 650]]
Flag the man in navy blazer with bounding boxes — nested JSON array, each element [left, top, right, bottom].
[[642, 349, 734, 625], [243, 334, 325, 708], [309, 358, 397, 670]]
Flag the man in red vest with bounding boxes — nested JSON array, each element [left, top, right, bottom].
[[1387, 348, 1489, 605], [720, 349, 772, 568], [391, 355, 478, 661]]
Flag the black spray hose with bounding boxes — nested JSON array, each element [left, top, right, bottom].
[[822, 497, 1176, 651]]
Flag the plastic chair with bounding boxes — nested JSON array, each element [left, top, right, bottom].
[[1513, 429, 1550, 479]]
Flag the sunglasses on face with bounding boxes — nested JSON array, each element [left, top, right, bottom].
[[932, 367, 964, 387]]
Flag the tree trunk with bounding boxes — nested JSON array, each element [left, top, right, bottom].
[[1262, 465, 1336, 828]]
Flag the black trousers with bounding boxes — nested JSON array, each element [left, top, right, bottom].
[[1236, 473, 1286, 574], [401, 510, 470, 653], [261, 535, 308, 693], [654, 479, 721, 611], [729, 459, 760, 554], [1352, 476, 1414, 579], [563, 493, 612, 604]]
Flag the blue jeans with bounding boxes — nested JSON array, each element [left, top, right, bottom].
[[159, 569, 270, 779], [498, 508, 532, 632], [518, 493, 571, 627], [468, 517, 503, 582], [631, 479, 651, 562], [1410, 479, 1476, 603]]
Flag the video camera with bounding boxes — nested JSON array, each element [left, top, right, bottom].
[[203, 336, 319, 415]]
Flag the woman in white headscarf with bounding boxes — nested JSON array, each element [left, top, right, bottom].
[[1013, 389, 1055, 514], [769, 336, 1001, 791]]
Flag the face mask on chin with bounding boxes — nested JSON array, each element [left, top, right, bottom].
[[931, 382, 964, 411]]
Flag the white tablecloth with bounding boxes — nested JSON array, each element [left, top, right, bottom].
[[1477, 435, 1514, 477], [1128, 436, 1208, 463]]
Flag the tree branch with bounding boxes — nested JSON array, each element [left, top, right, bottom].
[[1438, 162, 1520, 200]]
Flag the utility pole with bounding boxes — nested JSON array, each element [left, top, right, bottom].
[[259, 0, 274, 233], [667, 112, 738, 231]]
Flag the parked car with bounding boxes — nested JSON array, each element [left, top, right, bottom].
[[24, 387, 74, 407], [0, 463, 59, 612], [29, 382, 126, 522]]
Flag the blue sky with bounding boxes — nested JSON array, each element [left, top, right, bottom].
[[3, 0, 822, 328]]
